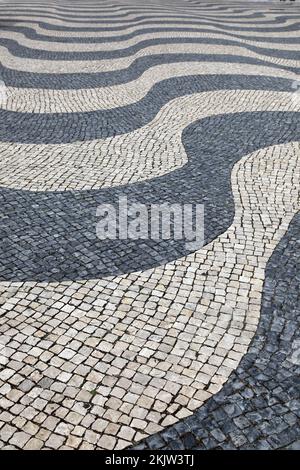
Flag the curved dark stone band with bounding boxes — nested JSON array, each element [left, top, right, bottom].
[[1, 56, 298, 91], [0, 36, 299, 61], [0, 111, 299, 283], [0, 75, 298, 143], [133, 211, 300, 450], [3, 24, 300, 45], [0, 7, 282, 19], [1, 16, 300, 33], [0, 12, 279, 24], [1, 5, 292, 20], [0, 10, 276, 22], [0, 11, 300, 25], [0, 4, 260, 13]]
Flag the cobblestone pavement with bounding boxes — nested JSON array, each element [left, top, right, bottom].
[[0, 0, 299, 451]]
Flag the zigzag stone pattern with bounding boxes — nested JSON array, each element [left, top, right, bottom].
[[0, 0, 299, 451]]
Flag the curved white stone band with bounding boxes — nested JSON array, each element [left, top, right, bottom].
[[1, 141, 299, 449], [0, 30, 298, 53], [0, 42, 297, 74], [3, 12, 296, 26], [12, 21, 300, 39], [2, 65, 297, 114], [0, 90, 298, 191]]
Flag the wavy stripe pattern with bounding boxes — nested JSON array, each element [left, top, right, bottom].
[[0, 0, 299, 452], [134, 206, 300, 450]]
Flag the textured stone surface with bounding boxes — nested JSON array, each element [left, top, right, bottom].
[[0, 107, 299, 282], [0, 0, 299, 451], [133, 208, 300, 450]]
